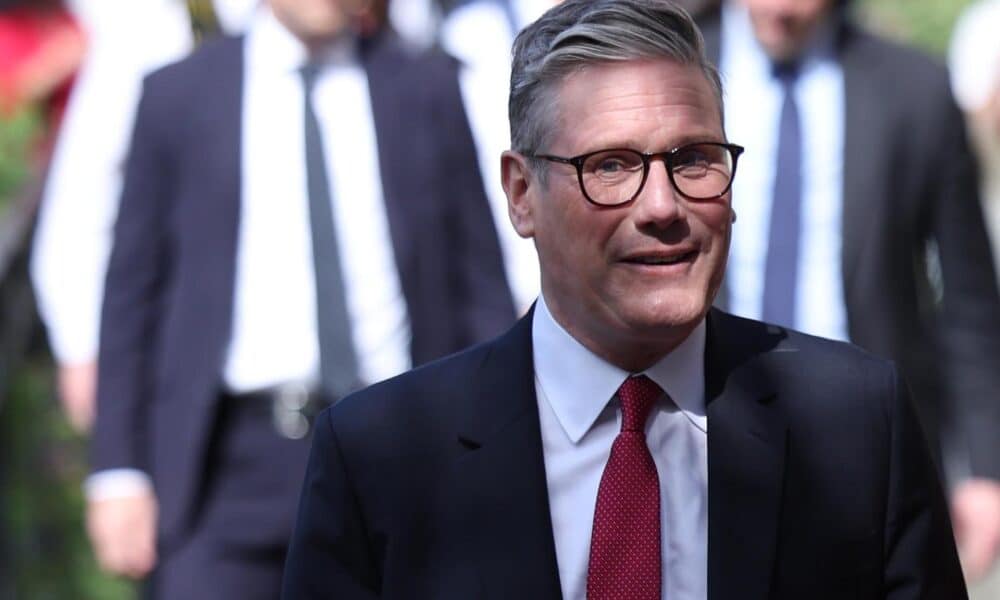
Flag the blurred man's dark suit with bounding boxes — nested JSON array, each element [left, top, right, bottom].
[[91, 28, 514, 597], [700, 8, 1000, 481], [283, 308, 965, 599]]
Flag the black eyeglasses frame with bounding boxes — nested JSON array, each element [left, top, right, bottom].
[[529, 142, 745, 207]]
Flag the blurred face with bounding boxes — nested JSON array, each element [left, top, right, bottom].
[[268, 0, 372, 44], [502, 59, 732, 371], [740, 0, 836, 62]]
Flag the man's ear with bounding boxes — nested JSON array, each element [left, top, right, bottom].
[[501, 150, 536, 239]]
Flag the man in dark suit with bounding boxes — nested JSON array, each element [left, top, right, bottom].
[[697, 0, 1000, 579], [85, 0, 514, 596], [282, 1, 966, 597]]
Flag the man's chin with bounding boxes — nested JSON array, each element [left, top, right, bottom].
[[618, 296, 707, 339]]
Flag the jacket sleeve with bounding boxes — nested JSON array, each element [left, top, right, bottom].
[[90, 73, 174, 475], [282, 410, 381, 599], [882, 365, 967, 598]]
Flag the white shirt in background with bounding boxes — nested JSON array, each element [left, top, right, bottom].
[[720, 3, 848, 341], [87, 5, 412, 499], [226, 5, 411, 391]]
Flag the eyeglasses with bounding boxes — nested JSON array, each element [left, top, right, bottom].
[[530, 142, 745, 207]]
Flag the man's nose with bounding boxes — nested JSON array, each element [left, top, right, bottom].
[[633, 158, 683, 227]]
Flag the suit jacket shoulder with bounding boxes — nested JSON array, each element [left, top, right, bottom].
[[141, 34, 243, 105]]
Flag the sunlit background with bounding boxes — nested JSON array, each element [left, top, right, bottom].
[[0, 0, 995, 598]]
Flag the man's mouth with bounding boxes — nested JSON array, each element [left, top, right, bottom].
[[623, 250, 697, 266]]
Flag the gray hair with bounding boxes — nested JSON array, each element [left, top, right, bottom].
[[509, 0, 723, 168]]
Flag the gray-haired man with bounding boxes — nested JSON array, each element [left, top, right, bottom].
[[282, 1, 966, 597]]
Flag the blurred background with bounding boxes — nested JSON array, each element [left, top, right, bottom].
[[0, 0, 997, 598]]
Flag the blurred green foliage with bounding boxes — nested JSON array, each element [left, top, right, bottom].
[[0, 108, 41, 210], [857, 0, 975, 56], [2, 364, 134, 600], [0, 86, 134, 600]]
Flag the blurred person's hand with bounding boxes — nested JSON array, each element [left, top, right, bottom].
[[951, 478, 1000, 582], [58, 361, 96, 433], [981, 87, 1000, 139], [86, 491, 158, 579]]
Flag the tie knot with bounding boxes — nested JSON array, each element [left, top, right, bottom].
[[300, 62, 321, 92], [771, 60, 799, 88], [616, 375, 662, 432]]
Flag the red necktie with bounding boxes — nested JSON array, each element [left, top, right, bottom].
[[587, 375, 662, 600]]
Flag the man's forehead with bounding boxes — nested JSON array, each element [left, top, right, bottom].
[[549, 59, 724, 150]]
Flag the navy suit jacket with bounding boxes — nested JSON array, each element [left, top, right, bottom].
[[283, 309, 966, 599], [700, 10, 1000, 480], [92, 32, 515, 546]]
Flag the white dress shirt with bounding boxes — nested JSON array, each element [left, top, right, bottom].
[[721, 3, 849, 341], [225, 5, 410, 391], [87, 6, 412, 499], [533, 296, 708, 600], [440, 0, 555, 314]]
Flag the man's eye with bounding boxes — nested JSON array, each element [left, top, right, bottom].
[[675, 149, 711, 168], [588, 152, 642, 177], [596, 158, 629, 173]]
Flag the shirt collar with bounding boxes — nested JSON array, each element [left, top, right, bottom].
[[246, 4, 357, 76], [532, 294, 707, 444]]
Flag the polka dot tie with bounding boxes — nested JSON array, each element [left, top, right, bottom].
[[587, 375, 662, 600]]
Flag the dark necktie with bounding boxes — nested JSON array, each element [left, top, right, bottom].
[[301, 64, 359, 400], [587, 375, 662, 600], [761, 64, 802, 328]]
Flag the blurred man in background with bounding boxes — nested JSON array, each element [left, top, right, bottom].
[[699, 0, 1000, 581], [31, 0, 257, 434], [85, 0, 513, 596]]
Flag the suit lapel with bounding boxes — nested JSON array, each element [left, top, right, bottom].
[[361, 33, 417, 274], [450, 309, 563, 599], [840, 27, 889, 300], [705, 310, 787, 600], [190, 36, 244, 366]]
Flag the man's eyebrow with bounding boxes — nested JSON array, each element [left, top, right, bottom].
[[577, 133, 727, 155], [666, 132, 727, 148]]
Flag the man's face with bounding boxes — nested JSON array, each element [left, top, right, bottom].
[[740, 0, 836, 62], [268, 0, 370, 43], [503, 59, 732, 370]]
